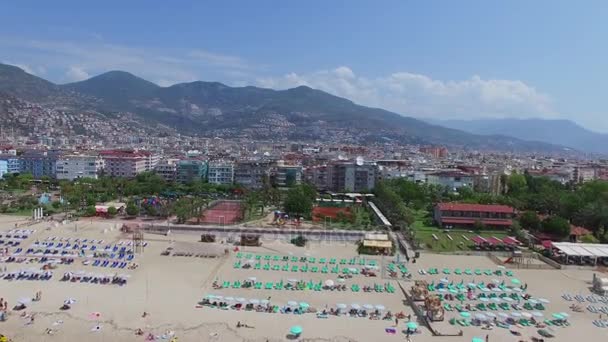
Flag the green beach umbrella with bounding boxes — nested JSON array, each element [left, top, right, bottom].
[[460, 311, 471, 318], [552, 313, 564, 320], [472, 338, 484, 342], [299, 302, 310, 309], [290, 325, 303, 335], [511, 278, 521, 285], [406, 322, 418, 330]]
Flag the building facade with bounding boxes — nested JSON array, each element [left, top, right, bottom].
[[100, 150, 149, 178], [434, 203, 515, 229], [207, 161, 234, 185], [177, 159, 207, 183], [234, 160, 271, 189], [56, 154, 104, 180], [426, 171, 474, 190], [154, 159, 178, 182], [273, 165, 302, 187], [327, 162, 377, 192], [19, 150, 62, 179]]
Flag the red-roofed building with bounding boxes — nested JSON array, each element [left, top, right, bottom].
[[434, 203, 515, 229]]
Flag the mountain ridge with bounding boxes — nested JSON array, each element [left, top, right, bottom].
[[433, 118, 606, 154], [0, 63, 573, 153]]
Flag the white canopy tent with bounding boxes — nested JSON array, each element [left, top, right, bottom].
[[551, 242, 608, 264]]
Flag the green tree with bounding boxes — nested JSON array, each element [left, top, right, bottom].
[[126, 202, 139, 216], [580, 234, 599, 243], [284, 186, 314, 218], [473, 219, 485, 232], [507, 173, 528, 194], [84, 205, 96, 217], [519, 211, 541, 231], [107, 206, 118, 217], [541, 216, 570, 238]]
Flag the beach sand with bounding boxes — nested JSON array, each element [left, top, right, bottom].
[[0, 215, 606, 341]]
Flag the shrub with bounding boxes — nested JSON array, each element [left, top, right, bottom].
[[290, 235, 307, 247]]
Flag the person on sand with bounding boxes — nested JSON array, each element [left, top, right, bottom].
[[237, 321, 242, 328], [486, 334, 489, 342], [395, 318, 399, 326], [142, 311, 149, 318], [135, 328, 144, 336]]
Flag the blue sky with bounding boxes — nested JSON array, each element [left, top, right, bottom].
[[1, 1, 607, 131]]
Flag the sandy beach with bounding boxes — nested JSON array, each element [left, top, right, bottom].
[[0, 215, 606, 342]]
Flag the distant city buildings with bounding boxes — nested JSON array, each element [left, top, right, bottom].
[[177, 159, 207, 184], [100, 150, 156, 178]]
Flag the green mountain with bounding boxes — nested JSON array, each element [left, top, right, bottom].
[[0, 63, 571, 152]]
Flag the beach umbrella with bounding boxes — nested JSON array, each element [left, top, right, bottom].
[[205, 294, 216, 300], [479, 297, 490, 302], [491, 297, 501, 302], [511, 312, 522, 318], [337, 278, 346, 283], [510, 278, 521, 285], [18, 297, 31, 305], [468, 282, 477, 288], [521, 312, 533, 319], [481, 287, 490, 292], [287, 301, 298, 307], [475, 313, 487, 320], [491, 287, 502, 292], [503, 297, 514, 302], [351, 304, 361, 310], [497, 265, 506, 269], [325, 280, 335, 287], [438, 288, 447, 292], [503, 288, 513, 293], [513, 288, 523, 293], [248, 277, 257, 281], [363, 304, 374, 310], [406, 322, 418, 330], [552, 313, 564, 320], [214, 296, 223, 301], [498, 313, 509, 319], [375, 305, 385, 311], [472, 338, 484, 342], [527, 299, 539, 304], [440, 278, 449, 283], [449, 289, 458, 294], [249, 299, 260, 305], [539, 298, 550, 304], [299, 302, 310, 309], [336, 303, 347, 309], [290, 325, 303, 335], [225, 297, 235, 302], [492, 279, 500, 284], [485, 312, 497, 318], [460, 312, 471, 318], [64, 298, 76, 305], [260, 299, 270, 305], [288, 278, 298, 283], [559, 312, 569, 318], [532, 311, 544, 318]]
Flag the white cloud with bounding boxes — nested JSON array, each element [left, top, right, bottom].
[[257, 67, 556, 120], [65, 66, 90, 82]]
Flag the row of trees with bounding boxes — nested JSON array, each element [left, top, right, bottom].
[[373, 182, 415, 227], [283, 184, 317, 219], [377, 172, 608, 242]]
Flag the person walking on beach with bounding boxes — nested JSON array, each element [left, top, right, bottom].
[[485, 334, 489, 342], [395, 318, 398, 326]]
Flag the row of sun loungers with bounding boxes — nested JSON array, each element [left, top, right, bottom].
[[0, 240, 22, 246], [587, 305, 608, 314], [85, 259, 130, 268], [562, 293, 608, 303], [1, 270, 53, 281], [593, 320, 608, 328], [61, 272, 128, 286], [419, 268, 514, 277], [235, 253, 377, 266]]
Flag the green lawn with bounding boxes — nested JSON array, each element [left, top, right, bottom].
[[409, 210, 509, 252]]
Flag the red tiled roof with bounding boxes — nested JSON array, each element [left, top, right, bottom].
[[502, 236, 521, 245], [541, 240, 554, 249], [471, 236, 488, 244], [437, 203, 515, 214], [440, 217, 513, 226], [486, 236, 504, 245]]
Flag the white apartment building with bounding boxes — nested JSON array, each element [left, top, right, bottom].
[[208, 161, 234, 185], [100, 150, 149, 178], [56, 154, 104, 180]]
